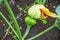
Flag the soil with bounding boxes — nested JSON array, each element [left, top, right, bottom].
[[0, 0, 60, 40]]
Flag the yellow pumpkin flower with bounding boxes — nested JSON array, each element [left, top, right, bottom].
[[28, 4, 57, 19], [40, 8, 57, 19]]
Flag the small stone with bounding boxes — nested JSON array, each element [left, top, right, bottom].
[[4, 30, 6, 32], [17, 5, 19, 8], [53, 6, 56, 8], [46, 26, 48, 27], [3, 23, 5, 26], [9, 0, 15, 5], [20, 26, 22, 29], [46, 5, 48, 7], [1, 20, 3, 23]]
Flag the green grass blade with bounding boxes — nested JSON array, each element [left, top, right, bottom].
[[0, 11, 19, 39], [3, 0, 22, 40]]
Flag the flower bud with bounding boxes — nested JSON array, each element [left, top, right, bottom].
[[28, 4, 45, 19]]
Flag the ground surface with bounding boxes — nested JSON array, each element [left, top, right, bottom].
[[0, 0, 60, 40]]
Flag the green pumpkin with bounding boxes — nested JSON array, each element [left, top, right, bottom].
[[25, 17, 37, 26]]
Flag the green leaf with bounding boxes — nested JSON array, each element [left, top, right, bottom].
[[41, 20, 47, 24], [55, 19, 60, 30], [56, 19, 60, 30], [17, 5, 23, 11], [35, 0, 42, 3], [0, 0, 3, 4], [56, 24, 60, 30], [35, 0, 46, 5], [55, 5, 60, 18]]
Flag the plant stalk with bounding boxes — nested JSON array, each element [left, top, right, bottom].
[[28, 24, 56, 40], [23, 25, 31, 39]]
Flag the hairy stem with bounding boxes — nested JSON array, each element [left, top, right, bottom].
[[28, 25, 55, 40]]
